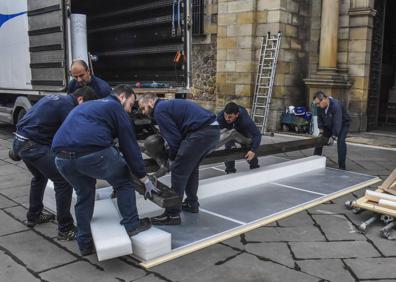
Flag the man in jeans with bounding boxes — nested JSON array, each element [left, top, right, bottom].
[[12, 87, 98, 240], [52, 85, 155, 256], [217, 102, 261, 174], [313, 91, 351, 170], [138, 94, 220, 225]]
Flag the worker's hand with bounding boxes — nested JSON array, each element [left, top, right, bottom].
[[143, 179, 160, 200], [245, 150, 256, 161], [327, 136, 336, 146]]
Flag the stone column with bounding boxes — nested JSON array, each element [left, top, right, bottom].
[[318, 0, 339, 70]]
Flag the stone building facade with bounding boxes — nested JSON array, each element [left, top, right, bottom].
[[191, 0, 396, 132]]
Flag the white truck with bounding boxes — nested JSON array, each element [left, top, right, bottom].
[[0, 0, 192, 124]]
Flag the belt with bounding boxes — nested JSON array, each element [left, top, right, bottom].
[[56, 150, 93, 160]]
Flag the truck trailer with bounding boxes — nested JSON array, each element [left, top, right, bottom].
[[0, 0, 192, 124]]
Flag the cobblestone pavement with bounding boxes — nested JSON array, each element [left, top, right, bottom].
[[0, 123, 395, 282]]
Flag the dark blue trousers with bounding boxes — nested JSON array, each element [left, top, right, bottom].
[[55, 147, 140, 251], [313, 125, 349, 169], [12, 138, 74, 232], [166, 126, 220, 216], [224, 141, 259, 173]]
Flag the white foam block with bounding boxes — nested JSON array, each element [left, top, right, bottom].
[[90, 199, 133, 261], [43, 180, 77, 219], [198, 156, 326, 200], [131, 227, 171, 260]]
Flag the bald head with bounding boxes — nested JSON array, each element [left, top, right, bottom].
[[70, 60, 91, 86]]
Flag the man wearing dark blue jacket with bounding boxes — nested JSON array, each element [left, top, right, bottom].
[[12, 87, 98, 240], [217, 102, 261, 173], [139, 94, 220, 225], [313, 91, 351, 170], [53, 85, 154, 255], [68, 60, 112, 98]]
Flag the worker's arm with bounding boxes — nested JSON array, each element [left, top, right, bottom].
[[114, 110, 147, 178], [154, 111, 182, 161], [330, 102, 342, 138]]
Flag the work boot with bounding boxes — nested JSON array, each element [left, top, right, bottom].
[[250, 164, 260, 170], [26, 212, 55, 227], [127, 218, 152, 237], [225, 168, 237, 174], [151, 212, 181, 225], [80, 245, 95, 256], [181, 201, 199, 213], [57, 227, 76, 241]]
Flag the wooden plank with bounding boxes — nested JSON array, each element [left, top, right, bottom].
[[31, 68, 65, 81], [381, 168, 396, 195], [28, 11, 63, 31], [29, 32, 64, 48], [30, 50, 66, 64], [28, 0, 61, 11]]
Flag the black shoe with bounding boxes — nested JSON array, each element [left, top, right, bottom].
[[250, 164, 260, 170], [26, 212, 55, 227], [57, 227, 76, 241], [151, 212, 181, 225], [127, 218, 152, 237], [225, 168, 237, 174], [182, 201, 199, 213], [80, 245, 95, 256]]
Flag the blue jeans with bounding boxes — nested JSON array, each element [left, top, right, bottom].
[[167, 125, 220, 216], [314, 125, 349, 169], [55, 147, 140, 250], [224, 141, 259, 173], [12, 138, 74, 232]]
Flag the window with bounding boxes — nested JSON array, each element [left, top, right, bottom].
[[192, 0, 204, 35]]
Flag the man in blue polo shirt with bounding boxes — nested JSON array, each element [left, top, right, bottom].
[[138, 94, 220, 225], [68, 60, 112, 98], [53, 85, 155, 255], [217, 102, 261, 174], [12, 87, 98, 240]]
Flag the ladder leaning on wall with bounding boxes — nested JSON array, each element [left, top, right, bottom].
[[251, 32, 282, 134]]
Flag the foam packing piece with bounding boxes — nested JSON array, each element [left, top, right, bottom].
[[91, 199, 133, 261], [131, 227, 171, 260], [378, 199, 396, 209], [197, 156, 326, 200]]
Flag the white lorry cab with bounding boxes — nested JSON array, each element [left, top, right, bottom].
[[0, 0, 192, 124]]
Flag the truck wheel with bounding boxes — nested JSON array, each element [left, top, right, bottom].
[[16, 108, 26, 123]]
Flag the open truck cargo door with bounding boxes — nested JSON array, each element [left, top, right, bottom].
[[27, 0, 67, 91]]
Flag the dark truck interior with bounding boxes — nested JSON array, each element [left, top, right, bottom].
[[70, 0, 186, 88]]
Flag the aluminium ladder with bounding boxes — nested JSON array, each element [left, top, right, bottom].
[[251, 32, 282, 134]]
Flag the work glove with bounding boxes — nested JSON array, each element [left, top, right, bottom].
[[143, 178, 160, 200], [327, 136, 336, 146]]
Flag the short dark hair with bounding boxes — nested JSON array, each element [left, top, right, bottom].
[[113, 84, 135, 99], [71, 86, 98, 101], [224, 102, 240, 114], [313, 91, 327, 101], [71, 59, 89, 71]]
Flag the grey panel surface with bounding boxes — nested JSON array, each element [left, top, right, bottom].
[[155, 212, 241, 249], [158, 156, 287, 187], [274, 168, 375, 195], [200, 183, 321, 223]]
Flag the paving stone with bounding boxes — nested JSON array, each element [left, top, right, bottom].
[[0, 164, 26, 176], [344, 258, 396, 280], [40, 261, 118, 282], [0, 251, 40, 282], [4, 205, 27, 222], [244, 242, 295, 268], [150, 244, 238, 281], [0, 185, 30, 199], [0, 194, 17, 208], [0, 173, 31, 190], [312, 214, 365, 241], [183, 253, 318, 282], [366, 232, 396, 257], [13, 194, 29, 207], [34, 221, 59, 239], [133, 274, 166, 282], [290, 241, 381, 259], [297, 259, 354, 282], [0, 230, 75, 272], [277, 211, 314, 227], [244, 226, 326, 242], [0, 209, 28, 236]]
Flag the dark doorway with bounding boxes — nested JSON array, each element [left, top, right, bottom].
[[368, 0, 396, 131]]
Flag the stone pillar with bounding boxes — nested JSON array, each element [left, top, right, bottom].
[[304, 0, 351, 111], [318, 0, 339, 70]]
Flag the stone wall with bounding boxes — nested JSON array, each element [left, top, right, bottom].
[[191, 0, 218, 111]]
